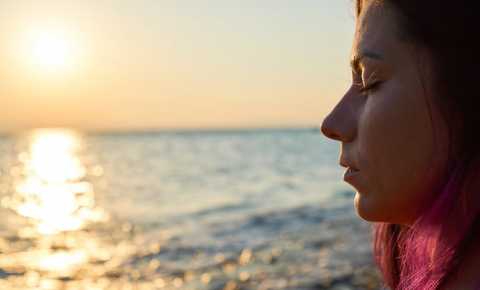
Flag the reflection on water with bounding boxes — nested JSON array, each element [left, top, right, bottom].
[[0, 128, 382, 290], [8, 129, 107, 235], [0, 129, 135, 289]]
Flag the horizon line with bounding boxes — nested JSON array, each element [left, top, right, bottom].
[[0, 124, 322, 137]]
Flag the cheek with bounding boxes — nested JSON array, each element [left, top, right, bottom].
[[354, 85, 437, 224]]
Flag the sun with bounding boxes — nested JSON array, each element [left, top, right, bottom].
[[27, 30, 77, 73]]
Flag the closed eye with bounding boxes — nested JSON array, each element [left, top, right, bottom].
[[359, 81, 382, 94], [359, 68, 382, 95]]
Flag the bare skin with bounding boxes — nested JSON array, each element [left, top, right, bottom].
[[321, 0, 480, 288], [321, 0, 449, 226]]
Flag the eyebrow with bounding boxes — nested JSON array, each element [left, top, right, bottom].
[[350, 50, 384, 74]]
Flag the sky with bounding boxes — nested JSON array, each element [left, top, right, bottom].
[[0, 0, 355, 133]]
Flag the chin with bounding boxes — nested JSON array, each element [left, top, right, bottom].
[[354, 194, 409, 224], [353, 192, 385, 223]]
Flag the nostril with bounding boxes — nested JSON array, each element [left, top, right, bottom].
[[321, 122, 340, 140], [326, 131, 341, 141], [320, 114, 355, 142]]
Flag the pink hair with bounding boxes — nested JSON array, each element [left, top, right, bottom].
[[372, 161, 480, 289]]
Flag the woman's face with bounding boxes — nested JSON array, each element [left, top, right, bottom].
[[321, 1, 449, 225]]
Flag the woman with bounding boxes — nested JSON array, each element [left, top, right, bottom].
[[321, 1, 480, 289]]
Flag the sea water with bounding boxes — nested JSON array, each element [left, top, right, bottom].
[[0, 128, 382, 290]]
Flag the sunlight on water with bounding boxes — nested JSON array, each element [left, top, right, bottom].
[[7, 129, 107, 235], [0, 129, 383, 289], [0, 129, 126, 288], [36, 250, 88, 272]]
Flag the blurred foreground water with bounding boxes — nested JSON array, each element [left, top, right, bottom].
[[0, 128, 382, 290]]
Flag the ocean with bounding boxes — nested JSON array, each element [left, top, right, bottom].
[[0, 128, 382, 290]]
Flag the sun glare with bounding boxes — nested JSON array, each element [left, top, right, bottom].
[[5, 129, 108, 235], [26, 30, 77, 73]]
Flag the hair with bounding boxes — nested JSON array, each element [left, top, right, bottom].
[[355, 1, 480, 290]]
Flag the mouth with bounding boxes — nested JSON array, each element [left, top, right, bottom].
[[339, 158, 359, 172], [343, 167, 360, 182]]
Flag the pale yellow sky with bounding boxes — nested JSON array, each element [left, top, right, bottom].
[[0, 0, 355, 133]]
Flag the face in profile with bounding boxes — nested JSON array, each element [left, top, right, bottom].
[[321, 0, 449, 226]]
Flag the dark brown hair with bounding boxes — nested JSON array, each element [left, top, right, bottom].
[[355, 1, 480, 289]]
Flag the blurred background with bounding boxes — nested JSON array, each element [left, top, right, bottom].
[[0, 1, 382, 289]]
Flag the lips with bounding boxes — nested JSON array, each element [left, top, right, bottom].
[[343, 166, 360, 183], [339, 157, 359, 171]]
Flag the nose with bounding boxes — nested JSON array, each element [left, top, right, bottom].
[[321, 115, 342, 141], [320, 94, 357, 143]]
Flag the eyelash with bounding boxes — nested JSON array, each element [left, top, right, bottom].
[[359, 81, 382, 95]]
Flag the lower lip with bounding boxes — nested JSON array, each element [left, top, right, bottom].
[[343, 167, 360, 182]]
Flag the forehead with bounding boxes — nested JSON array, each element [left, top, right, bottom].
[[353, 1, 399, 58]]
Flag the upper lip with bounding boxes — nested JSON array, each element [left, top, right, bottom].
[[339, 157, 359, 171]]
